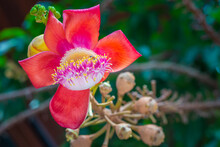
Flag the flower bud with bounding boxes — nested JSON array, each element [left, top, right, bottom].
[[71, 135, 92, 147], [115, 123, 132, 140], [99, 82, 112, 97], [65, 128, 79, 142], [27, 34, 50, 57], [137, 124, 165, 146], [116, 72, 135, 96], [30, 7, 37, 15], [133, 97, 158, 115]]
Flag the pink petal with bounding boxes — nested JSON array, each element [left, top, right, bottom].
[[63, 5, 100, 49], [49, 85, 90, 129], [44, 12, 73, 55], [94, 30, 141, 72], [19, 51, 61, 88]]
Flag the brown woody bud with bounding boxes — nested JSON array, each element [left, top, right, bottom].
[[71, 135, 92, 147], [99, 82, 112, 97], [116, 72, 135, 96], [115, 123, 132, 140], [137, 124, 165, 146], [65, 128, 79, 142], [133, 97, 158, 115]]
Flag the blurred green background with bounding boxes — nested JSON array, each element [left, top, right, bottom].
[[0, 0, 220, 147]]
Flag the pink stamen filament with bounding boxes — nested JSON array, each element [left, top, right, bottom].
[[52, 55, 112, 86]]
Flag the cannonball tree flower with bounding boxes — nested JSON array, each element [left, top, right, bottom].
[[19, 5, 141, 129]]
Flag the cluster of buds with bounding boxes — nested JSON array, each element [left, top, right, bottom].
[[66, 72, 166, 147], [30, 4, 61, 24], [67, 71, 220, 146]]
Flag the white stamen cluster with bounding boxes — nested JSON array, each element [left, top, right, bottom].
[[52, 55, 112, 90]]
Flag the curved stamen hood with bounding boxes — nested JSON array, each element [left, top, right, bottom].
[[52, 48, 112, 90]]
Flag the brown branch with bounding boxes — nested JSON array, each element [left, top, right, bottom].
[[0, 99, 50, 134], [0, 83, 219, 135], [0, 85, 57, 102], [158, 100, 220, 113], [182, 0, 220, 45], [1, 95, 219, 134], [100, 0, 114, 12], [0, 61, 217, 102], [179, 101, 220, 111], [0, 93, 106, 135], [124, 61, 218, 88]]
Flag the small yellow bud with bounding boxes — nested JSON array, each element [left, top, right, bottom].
[[99, 81, 112, 97], [115, 123, 132, 140], [27, 34, 50, 57], [116, 72, 135, 96], [65, 128, 79, 142], [133, 97, 158, 115]]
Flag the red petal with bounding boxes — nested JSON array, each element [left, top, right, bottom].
[[49, 85, 90, 129], [19, 51, 61, 88], [44, 12, 73, 55], [100, 72, 109, 83], [63, 5, 100, 49], [94, 30, 141, 72]]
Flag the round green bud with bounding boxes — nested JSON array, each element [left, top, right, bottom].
[[48, 6, 56, 12], [54, 11, 61, 19], [34, 4, 41, 9], [38, 5, 46, 13], [30, 7, 37, 15]]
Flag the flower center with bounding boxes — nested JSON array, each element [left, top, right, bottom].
[[52, 48, 112, 90], [60, 48, 97, 64]]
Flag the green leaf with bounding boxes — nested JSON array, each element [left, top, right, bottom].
[[0, 37, 26, 55], [0, 28, 26, 40]]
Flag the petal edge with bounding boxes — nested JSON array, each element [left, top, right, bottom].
[[94, 30, 141, 72], [19, 51, 61, 88], [49, 85, 90, 129], [44, 12, 73, 55]]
